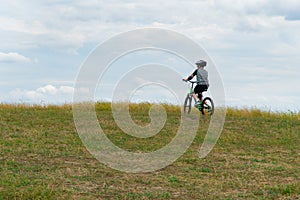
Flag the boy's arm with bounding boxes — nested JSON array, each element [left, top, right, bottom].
[[183, 70, 197, 81]]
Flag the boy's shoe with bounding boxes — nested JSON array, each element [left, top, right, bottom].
[[194, 101, 202, 108]]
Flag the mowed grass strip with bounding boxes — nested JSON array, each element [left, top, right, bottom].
[[0, 103, 299, 199]]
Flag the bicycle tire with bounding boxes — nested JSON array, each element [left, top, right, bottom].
[[184, 94, 192, 114], [202, 97, 214, 116]]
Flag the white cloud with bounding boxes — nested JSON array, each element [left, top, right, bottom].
[[8, 85, 74, 104], [0, 52, 31, 63], [37, 85, 58, 95], [0, 17, 45, 35], [59, 86, 75, 94], [9, 88, 44, 101], [1, 0, 299, 52]]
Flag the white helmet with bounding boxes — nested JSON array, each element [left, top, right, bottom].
[[195, 60, 207, 67]]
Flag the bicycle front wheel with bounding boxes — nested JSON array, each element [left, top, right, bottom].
[[202, 97, 214, 116], [184, 94, 192, 114]]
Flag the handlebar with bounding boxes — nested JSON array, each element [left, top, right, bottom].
[[182, 79, 199, 84]]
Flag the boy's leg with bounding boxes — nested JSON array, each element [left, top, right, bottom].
[[192, 93, 198, 102], [198, 92, 203, 102], [193, 93, 201, 107], [193, 85, 201, 106], [199, 93, 204, 110]]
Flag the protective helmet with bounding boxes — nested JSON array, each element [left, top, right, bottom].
[[195, 60, 207, 67]]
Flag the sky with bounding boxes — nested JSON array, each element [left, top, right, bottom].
[[0, 0, 300, 111]]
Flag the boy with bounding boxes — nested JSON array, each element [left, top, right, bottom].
[[183, 60, 209, 108]]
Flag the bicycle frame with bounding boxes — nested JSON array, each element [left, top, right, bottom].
[[183, 80, 214, 115], [189, 82, 195, 95], [187, 81, 201, 100]]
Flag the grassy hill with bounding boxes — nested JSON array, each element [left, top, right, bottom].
[[0, 103, 299, 199]]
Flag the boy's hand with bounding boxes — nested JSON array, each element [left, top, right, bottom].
[[182, 78, 187, 82]]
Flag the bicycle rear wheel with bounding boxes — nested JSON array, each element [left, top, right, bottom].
[[201, 97, 214, 116], [184, 94, 192, 114]]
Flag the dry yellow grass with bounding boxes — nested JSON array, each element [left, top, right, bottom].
[[0, 103, 299, 199]]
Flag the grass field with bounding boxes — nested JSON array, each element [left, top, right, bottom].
[[0, 103, 299, 199]]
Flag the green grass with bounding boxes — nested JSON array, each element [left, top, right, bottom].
[[0, 103, 299, 199]]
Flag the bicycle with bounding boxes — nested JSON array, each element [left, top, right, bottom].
[[183, 80, 214, 115]]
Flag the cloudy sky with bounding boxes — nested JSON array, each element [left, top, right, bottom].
[[0, 0, 299, 111]]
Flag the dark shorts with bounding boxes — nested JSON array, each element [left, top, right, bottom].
[[194, 84, 208, 94]]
